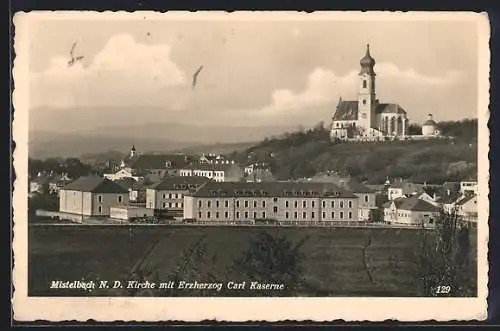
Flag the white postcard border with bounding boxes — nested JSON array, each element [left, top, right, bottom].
[[12, 11, 490, 322]]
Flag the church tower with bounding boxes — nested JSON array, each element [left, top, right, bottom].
[[358, 44, 377, 132], [130, 145, 136, 158]]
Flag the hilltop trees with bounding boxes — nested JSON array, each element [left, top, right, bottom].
[[233, 120, 477, 184]]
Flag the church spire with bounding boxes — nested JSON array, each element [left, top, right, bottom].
[[359, 43, 376, 76]]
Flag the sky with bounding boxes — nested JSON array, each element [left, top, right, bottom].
[[23, 12, 482, 132]]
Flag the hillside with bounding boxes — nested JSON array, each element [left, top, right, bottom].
[[29, 121, 292, 159], [230, 120, 478, 184]]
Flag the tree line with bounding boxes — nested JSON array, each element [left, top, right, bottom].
[[231, 120, 477, 184]]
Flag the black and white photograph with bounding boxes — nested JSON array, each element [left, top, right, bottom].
[[12, 11, 489, 322]]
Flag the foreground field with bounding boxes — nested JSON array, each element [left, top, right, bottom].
[[28, 225, 477, 297]]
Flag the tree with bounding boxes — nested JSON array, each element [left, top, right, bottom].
[[231, 231, 308, 296], [415, 211, 475, 297], [408, 124, 422, 136]]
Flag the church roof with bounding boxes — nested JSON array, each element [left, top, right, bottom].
[[376, 103, 407, 115], [332, 101, 407, 121], [332, 101, 358, 121]]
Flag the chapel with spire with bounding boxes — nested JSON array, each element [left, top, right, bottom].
[[330, 44, 410, 141]]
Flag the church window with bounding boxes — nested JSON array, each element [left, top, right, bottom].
[[363, 80, 367, 88], [362, 99, 366, 105]]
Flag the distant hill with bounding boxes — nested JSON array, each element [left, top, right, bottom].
[[174, 141, 257, 155], [28, 132, 197, 159], [230, 120, 478, 184], [28, 122, 293, 159]]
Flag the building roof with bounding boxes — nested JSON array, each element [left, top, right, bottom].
[[309, 175, 373, 193], [376, 103, 407, 115], [438, 191, 463, 204], [382, 197, 406, 209], [332, 101, 358, 121], [62, 176, 129, 193], [456, 194, 477, 206], [114, 177, 138, 190], [189, 181, 358, 198], [420, 186, 440, 197], [332, 101, 406, 121], [148, 176, 210, 191], [423, 119, 437, 126], [129, 154, 191, 170], [399, 196, 440, 212], [359, 44, 376, 75], [366, 184, 385, 192]]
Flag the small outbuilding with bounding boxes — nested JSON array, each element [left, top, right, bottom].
[[110, 206, 154, 221]]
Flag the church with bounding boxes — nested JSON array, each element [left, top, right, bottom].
[[330, 44, 410, 141]]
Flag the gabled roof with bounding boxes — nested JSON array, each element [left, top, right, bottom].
[[332, 101, 358, 121], [129, 154, 191, 170], [190, 181, 357, 198], [382, 197, 406, 209], [375, 103, 407, 115], [331, 101, 407, 122], [438, 191, 462, 204], [456, 194, 477, 206], [62, 176, 129, 193], [114, 177, 138, 190], [366, 184, 385, 192], [309, 175, 373, 193], [421, 186, 439, 197], [399, 196, 440, 212], [148, 176, 210, 191]]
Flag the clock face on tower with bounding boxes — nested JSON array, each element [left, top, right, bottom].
[[361, 113, 367, 119]]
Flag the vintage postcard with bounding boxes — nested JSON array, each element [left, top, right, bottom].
[[12, 11, 490, 322]]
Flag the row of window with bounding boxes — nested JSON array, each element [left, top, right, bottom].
[[198, 211, 353, 220], [197, 199, 355, 209], [162, 193, 183, 199], [162, 202, 183, 209], [97, 195, 123, 203], [181, 170, 225, 177]]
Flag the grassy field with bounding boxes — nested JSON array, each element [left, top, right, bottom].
[[28, 225, 477, 297]]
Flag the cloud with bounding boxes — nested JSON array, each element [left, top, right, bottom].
[[30, 34, 187, 108], [254, 62, 466, 123]]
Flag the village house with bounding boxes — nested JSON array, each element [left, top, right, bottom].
[[146, 176, 210, 218], [113, 145, 194, 182], [455, 193, 478, 223], [415, 186, 441, 207], [129, 180, 151, 203], [30, 172, 73, 196], [199, 153, 234, 165], [179, 163, 244, 182], [114, 177, 152, 203], [103, 166, 144, 182], [29, 172, 52, 195], [183, 181, 360, 225], [383, 195, 440, 226], [387, 179, 423, 200], [460, 180, 478, 195], [59, 176, 129, 217]]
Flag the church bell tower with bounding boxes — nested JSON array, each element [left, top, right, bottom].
[[358, 44, 377, 132]]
